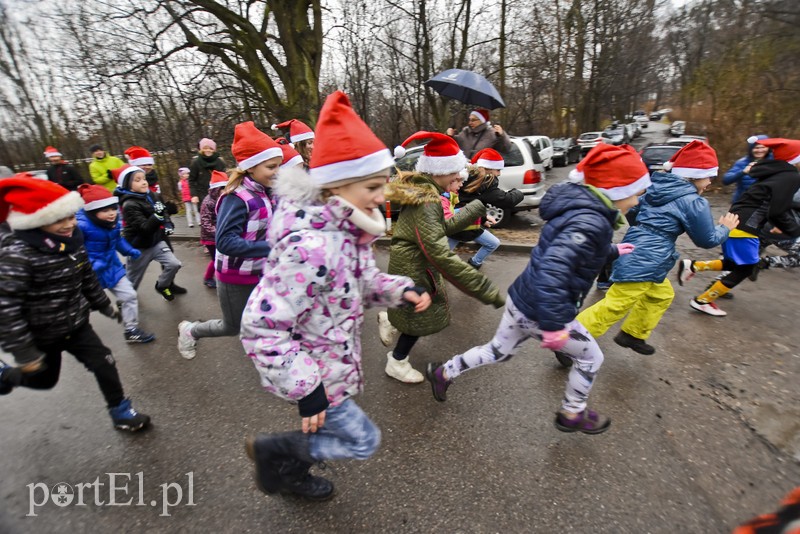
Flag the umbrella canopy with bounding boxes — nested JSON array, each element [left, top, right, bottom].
[[424, 69, 506, 109]]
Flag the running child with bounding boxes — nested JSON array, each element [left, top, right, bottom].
[[199, 170, 228, 289]]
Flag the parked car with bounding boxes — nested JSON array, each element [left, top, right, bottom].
[[28, 170, 49, 180], [664, 135, 708, 148], [524, 135, 553, 170], [649, 112, 662, 121], [634, 114, 650, 129], [601, 123, 630, 146], [639, 144, 681, 174], [577, 131, 605, 156], [551, 137, 581, 166], [669, 120, 686, 136], [625, 123, 640, 140], [391, 136, 546, 227]]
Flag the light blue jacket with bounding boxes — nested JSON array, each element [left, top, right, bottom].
[[611, 171, 730, 283]]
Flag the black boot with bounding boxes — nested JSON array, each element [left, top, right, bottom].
[[613, 330, 655, 355], [245, 431, 334, 501]]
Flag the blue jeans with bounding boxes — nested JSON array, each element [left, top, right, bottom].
[[308, 400, 381, 462], [471, 230, 500, 265]]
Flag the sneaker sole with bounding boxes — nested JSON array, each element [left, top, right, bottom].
[[613, 335, 655, 355], [425, 364, 447, 402]]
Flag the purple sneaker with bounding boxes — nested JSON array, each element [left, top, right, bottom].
[[425, 362, 451, 402], [554, 409, 610, 435]]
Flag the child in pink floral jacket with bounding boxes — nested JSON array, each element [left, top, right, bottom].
[[241, 91, 430, 502]]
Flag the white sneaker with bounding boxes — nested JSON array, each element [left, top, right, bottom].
[[385, 352, 424, 383], [178, 321, 198, 359], [377, 311, 398, 347], [677, 259, 695, 286], [690, 299, 727, 317]]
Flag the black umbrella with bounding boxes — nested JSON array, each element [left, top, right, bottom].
[[424, 69, 506, 109]]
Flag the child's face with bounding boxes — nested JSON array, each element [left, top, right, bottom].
[[200, 146, 215, 157], [329, 175, 387, 215], [693, 178, 712, 194], [140, 164, 153, 172], [479, 167, 501, 179], [751, 144, 768, 159], [249, 157, 281, 187], [613, 192, 642, 214], [40, 215, 77, 237], [94, 206, 119, 223], [130, 172, 149, 193]]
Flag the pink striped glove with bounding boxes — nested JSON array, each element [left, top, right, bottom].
[[540, 330, 569, 350]]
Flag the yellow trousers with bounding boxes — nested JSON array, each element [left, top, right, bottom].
[[576, 280, 675, 340]]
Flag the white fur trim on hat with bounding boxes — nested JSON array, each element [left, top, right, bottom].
[[127, 156, 154, 166], [470, 110, 487, 124], [291, 131, 314, 143], [567, 169, 585, 184], [474, 157, 504, 170], [597, 172, 652, 201], [416, 152, 468, 176], [310, 148, 394, 185], [670, 166, 719, 179], [281, 154, 304, 169], [84, 196, 119, 211], [6, 191, 84, 230], [393, 145, 407, 159], [237, 146, 283, 171]]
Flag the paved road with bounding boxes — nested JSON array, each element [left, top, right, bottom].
[[2, 232, 798, 532]]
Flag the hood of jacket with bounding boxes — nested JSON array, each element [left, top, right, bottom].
[[539, 182, 620, 227], [643, 171, 699, 207], [748, 159, 796, 181], [385, 173, 442, 206]]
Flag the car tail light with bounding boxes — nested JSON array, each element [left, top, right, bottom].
[[523, 169, 541, 185]]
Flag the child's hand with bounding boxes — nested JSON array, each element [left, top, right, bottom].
[[540, 330, 569, 350], [484, 215, 498, 227], [616, 243, 635, 255], [769, 226, 784, 234], [301, 410, 326, 433], [719, 212, 739, 230], [403, 290, 431, 312]]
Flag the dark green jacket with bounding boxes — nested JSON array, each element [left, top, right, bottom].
[[385, 173, 505, 336]]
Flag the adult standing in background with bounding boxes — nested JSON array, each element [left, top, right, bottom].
[[44, 146, 85, 191], [188, 138, 227, 205], [722, 135, 771, 203], [88, 144, 126, 193], [446, 109, 511, 160]]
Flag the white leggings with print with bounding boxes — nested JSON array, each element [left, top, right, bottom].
[[443, 298, 605, 414]]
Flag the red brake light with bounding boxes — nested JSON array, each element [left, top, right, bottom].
[[523, 169, 541, 185]]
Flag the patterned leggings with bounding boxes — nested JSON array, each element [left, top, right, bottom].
[[443, 298, 604, 414]]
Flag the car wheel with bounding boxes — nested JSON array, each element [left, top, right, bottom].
[[486, 204, 512, 228]]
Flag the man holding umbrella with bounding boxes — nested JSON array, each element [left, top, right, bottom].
[[446, 109, 510, 160]]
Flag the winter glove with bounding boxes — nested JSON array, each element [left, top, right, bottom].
[[165, 201, 179, 215], [616, 243, 635, 255], [99, 305, 122, 323], [540, 330, 569, 350], [129, 249, 142, 260]]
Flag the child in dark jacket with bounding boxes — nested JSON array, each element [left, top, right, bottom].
[[114, 165, 184, 301], [679, 138, 800, 316], [199, 170, 228, 289], [0, 175, 150, 431], [76, 184, 155, 343], [449, 148, 523, 269], [427, 144, 651, 434]]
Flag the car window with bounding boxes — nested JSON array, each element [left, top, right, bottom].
[[521, 139, 542, 164], [498, 142, 524, 167], [579, 133, 598, 140]]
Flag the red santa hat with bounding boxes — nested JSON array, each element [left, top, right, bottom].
[[0, 174, 84, 230], [758, 138, 800, 165], [112, 164, 145, 189], [232, 122, 283, 171], [471, 148, 504, 170], [568, 144, 651, 200], [309, 91, 394, 187], [77, 183, 118, 212], [662, 140, 719, 179], [393, 131, 467, 176], [43, 146, 62, 158], [470, 109, 490, 124], [124, 146, 154, 166], [278, 142, 304, 169], [272, 119, 315, 144], [208, 170, 229, 189]]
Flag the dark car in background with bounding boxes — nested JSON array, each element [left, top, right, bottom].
[[551, 137, 581, 166], [669, 121, 686, 136], [601, 123, 630, 146], [640, 144, 681, 175]]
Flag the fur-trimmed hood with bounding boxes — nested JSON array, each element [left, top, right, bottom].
[[385, 173, 442, 206]]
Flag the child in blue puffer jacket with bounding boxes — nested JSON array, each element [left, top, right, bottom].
[[76, 184, 155, 343], [427, 144, 650, 435]]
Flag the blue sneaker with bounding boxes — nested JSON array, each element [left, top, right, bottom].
[[109, 398, 150, 432], [0, 360, 15, 395], [124, 327, 156, 344]]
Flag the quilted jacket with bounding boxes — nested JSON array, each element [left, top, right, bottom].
[[0, 224, 111, 365], [385, 172, 505, 336], [508, 182, 620, 332]]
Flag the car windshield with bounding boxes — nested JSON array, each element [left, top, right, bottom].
[[642, 147, 680, 162], [552, 139, 571, 148]]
